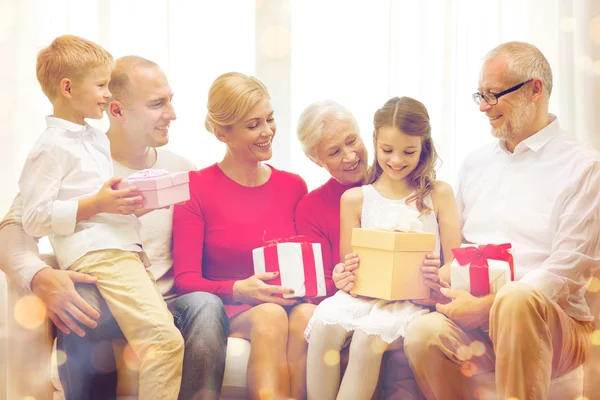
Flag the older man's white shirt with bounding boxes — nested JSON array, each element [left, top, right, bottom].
[[456, 115, 600, 321]]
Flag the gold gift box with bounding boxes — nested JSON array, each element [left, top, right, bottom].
[[350, 228, 436, 301]]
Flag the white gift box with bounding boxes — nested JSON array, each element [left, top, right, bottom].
[[450, 244, 514, 296], [252, 242, 326, 299]]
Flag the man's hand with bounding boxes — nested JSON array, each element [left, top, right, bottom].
[[435, 287, 494, 331], [30, 268, 101, 336], [411, 279, 452, 307]]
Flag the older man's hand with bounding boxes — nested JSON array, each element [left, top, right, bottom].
[[435, 288, 494, 331]]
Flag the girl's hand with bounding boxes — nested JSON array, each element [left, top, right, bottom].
[[333, 253, 360, 292], [421, 252, 441, 284], [232, 272, 299, 306], [412, 253, 451, 307]]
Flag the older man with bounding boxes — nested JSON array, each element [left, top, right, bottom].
[[0, 56, 228, 400], [403, 42, 600, 400]]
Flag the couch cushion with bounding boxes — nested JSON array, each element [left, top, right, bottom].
[[469, 366, 583, 400]]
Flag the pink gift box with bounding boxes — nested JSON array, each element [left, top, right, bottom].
[[117, 169, 190, 209]]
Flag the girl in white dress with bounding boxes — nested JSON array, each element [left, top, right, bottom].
[[305, 97, 462, 400]]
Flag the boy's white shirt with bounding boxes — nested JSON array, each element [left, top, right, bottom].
[[18, 117, 142, 269], [1, 122, 195, 298]]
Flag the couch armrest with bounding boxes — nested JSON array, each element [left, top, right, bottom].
[[6, 255, 57, 400]]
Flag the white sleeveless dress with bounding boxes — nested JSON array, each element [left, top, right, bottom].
[[305, 184, 441, 344]]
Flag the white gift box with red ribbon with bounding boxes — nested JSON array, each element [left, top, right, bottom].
[[450, 243, 514, 296], [252, 241, 326, 299]]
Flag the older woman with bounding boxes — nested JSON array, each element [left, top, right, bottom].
[[295, 100, 368, 292], [172, 72, 315, 400], [295, 100, 439, 400]]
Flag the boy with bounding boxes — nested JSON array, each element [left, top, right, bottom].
[[18, 35, 183, 400]]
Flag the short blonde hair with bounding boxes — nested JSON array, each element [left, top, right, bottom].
[[296, 100, 359, 161], [36, 35, 114, 100], [205, 72, 269, 133], [109, 56, 158, 104], [484, 41, 553, 98]]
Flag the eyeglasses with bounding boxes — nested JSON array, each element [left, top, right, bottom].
[[472, 79, 533, 106]]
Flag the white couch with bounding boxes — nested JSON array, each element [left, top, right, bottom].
[[3, 255, 600, 400]]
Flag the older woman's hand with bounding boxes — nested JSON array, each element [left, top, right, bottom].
[[232, 272, 300, 306], [333, 253, 360, 293]]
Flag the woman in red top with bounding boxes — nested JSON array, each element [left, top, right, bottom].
[[172, 72, 309, 400], [294, 101, 369, 296]]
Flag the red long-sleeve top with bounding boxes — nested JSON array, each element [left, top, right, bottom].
[[294, 177, 361, 299], [172, 163, 307, 318]]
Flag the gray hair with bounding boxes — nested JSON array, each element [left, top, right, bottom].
[[483, 41, 553, 99], [296, 100, 359, 161]]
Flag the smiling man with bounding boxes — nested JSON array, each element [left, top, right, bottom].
[[0, 56, 228, 400], [401, 42, 600, 400]]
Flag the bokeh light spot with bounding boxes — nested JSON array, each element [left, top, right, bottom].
[[324, 350, 340, 366], [14, 295, 47, 330]]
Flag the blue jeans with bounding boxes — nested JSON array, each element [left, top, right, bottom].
[[57, 283, 229, 400]]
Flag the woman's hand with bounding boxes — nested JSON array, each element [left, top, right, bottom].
[[232, 272, 299, 306], [333, 253, 360, 293]]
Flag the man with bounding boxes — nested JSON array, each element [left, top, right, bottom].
[[0, 56, 228, 400], [403, 42, 600, 399]]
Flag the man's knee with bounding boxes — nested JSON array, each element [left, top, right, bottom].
[[172, 292, 228, 329], [491, 282, 543, 318], [184, 292, 225, 317], [404, 313, 451, 360]]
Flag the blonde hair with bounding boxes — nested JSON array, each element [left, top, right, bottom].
[[484, 41, 553, 99], [109, 56, 158, 104], [296, 100, 359, 162], [205, 72, 269, 133], [36, 35, 114, 100], [368, 97, 439, 214]]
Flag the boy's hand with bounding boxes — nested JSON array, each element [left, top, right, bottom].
[[94, 177, 144, 215]]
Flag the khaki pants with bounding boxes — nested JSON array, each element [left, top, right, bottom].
[[404, 282, 592, 400], [70, 249, 184, 400]]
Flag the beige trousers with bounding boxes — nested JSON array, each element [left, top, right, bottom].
[[404, 282, 592, 400], [70, 249, 184, 400]]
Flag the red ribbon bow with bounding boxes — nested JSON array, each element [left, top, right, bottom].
[[451, 243, 514, 296], [261, 230, 307, 246]]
